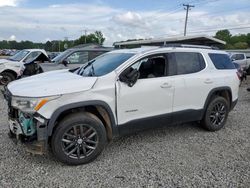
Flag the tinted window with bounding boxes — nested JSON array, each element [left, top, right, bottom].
[[173, 52, 206, 75], [209, 53, 235, 69]]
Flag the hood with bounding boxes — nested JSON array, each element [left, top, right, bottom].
[[0, 59, 17, 64], [8, 70, 97, 97], [0, 59, 22, 70]]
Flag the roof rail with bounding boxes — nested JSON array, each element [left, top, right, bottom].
[[161, 43, 219, 50]]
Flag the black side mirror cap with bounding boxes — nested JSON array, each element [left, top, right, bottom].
[[61, 60, 69, 66], [119, 68, 140, 87]]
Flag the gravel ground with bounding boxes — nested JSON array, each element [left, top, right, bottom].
[[0, 82, 249, 188]]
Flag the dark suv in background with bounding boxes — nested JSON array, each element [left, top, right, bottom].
[[40, 44, 113, 72]]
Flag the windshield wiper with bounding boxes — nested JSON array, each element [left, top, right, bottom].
[[78, 60, 95, 76], [89, 64, 95, 76]]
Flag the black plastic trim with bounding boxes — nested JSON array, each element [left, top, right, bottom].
[[118, 109, 203, 136], [47, 101, 118, 138], [202, 86, 232, 115], [230, 99, 238, 111]]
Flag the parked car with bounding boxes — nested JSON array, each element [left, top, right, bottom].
[[19, 52, 50, 78], [0, 49, 49, 85], [40, 45, 112, 72], [233, 62, 247, 83], [47, 52, 60, 60], [229, 53, 249, 70], [4, 45, 239, 165]]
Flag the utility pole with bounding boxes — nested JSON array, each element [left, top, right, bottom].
[[183, 4, 195, 36], [84, 30, 87, 44], [80, 29, 88, 43]]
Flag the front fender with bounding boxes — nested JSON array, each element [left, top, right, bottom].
[[46, 100, 118, 138]]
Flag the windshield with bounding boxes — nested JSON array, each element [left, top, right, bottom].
[[9, 50, 29, 61], [76, 53, 135, 77], [52, 49, 73, 63]]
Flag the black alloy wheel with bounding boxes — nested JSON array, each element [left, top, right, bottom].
[[201, 96, 229, 131], [61, 124, 98, 159], [51, 112, 107, 165]]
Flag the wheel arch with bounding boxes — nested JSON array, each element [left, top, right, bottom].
[[47, 101, 118, 141], [203, 87, 232, 115], [1, 69, 18, 78]]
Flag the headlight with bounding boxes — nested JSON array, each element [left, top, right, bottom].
[[11, 95, 60, 113]]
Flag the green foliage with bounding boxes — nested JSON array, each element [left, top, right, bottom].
[[0, 31, 106, 51], [74, 31, 105, 45], [215, 30, 232, 43], [215, 30, 250, 49], [233, 42, 248, 49]]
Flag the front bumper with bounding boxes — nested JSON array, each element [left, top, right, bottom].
[[4, 86, 49, 155], [8, 114, 49, 155]]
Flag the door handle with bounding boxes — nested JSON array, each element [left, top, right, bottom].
[[204, 79, 213, 84], [160, 83, 172, 88]]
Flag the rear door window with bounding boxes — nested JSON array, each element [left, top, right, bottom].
[[168, 52, 206, 75], [209, 53, 235, 69]]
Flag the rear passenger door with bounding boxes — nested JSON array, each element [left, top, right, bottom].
[[168, 52, 214, 121]]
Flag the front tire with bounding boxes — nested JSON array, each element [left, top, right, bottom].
[[51, 112, 107, 165], [201, 96, 229, 131]]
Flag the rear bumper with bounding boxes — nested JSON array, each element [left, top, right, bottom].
[[231, 99, 238, 111]]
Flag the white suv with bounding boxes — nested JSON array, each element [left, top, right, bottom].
[[4, 45, 240, 165]]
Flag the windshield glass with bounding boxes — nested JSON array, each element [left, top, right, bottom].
[[9, 50, 29, 61], [52, 49, 73, 63], [76, 53, 135, 77]]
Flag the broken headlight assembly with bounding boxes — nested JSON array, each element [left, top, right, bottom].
[[11, 95, 60, 114]]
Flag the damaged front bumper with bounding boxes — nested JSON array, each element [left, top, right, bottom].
[[8, 108, 49, 155], [4, 87, 50, 155]]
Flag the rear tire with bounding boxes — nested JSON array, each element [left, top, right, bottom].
[[51, 112, 107, 165], [201, 96, 229, 131], [0, 72, 16, 85]]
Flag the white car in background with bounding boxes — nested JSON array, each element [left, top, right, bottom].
[[0, 49, 48, 85]]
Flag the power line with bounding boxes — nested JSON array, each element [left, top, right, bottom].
[[183, 4, 195, 36], [188, 25, 250, 34]]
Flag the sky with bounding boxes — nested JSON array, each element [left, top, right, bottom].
[[0, 0, 249, 46]]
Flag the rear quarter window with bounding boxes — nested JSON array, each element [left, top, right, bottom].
[[209, 53, 235, 70]]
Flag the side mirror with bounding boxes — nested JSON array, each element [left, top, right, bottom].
[[119, 68, 140, 87], [61, 60, 69, 67]]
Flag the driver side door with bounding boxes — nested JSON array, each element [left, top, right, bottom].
[[116, 53, 175, 134]]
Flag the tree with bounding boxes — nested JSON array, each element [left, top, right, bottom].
[[94, 31, 105, 45], [45, 41, 53, 51], [233, 42, 248, 49], [215, 30, 232, 43]]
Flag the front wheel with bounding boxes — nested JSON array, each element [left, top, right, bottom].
[[51, 112, 107, 165], [201, 96, 229, 131]]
